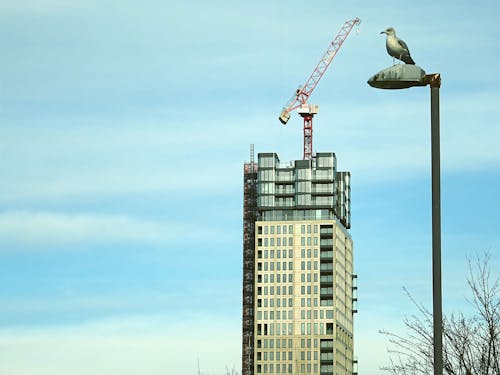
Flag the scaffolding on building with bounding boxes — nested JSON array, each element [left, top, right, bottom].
[[242, 145, 258, 375]]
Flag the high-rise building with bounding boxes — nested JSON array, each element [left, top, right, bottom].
[[243, 151, 357, 375]]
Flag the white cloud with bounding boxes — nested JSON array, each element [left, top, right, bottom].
[[312, 87, 500, 184], [0, 314, 241, 375], [0, 114, 250, 203], [0, 211, 208, 248]]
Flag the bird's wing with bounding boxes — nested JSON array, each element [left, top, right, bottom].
[[397, 38, 410, 52]]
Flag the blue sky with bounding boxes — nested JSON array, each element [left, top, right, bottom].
[[1, 0, 499, 374]]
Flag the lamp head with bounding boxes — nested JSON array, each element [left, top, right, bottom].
[[367, 64, 426, 89]]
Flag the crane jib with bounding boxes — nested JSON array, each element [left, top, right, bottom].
[[279, 17, 360, 115], [277, 17, 361, 160]]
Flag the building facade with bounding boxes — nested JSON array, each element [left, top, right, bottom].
[[243, 152, 357, 375]]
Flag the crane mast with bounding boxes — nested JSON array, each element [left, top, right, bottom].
[[279, 17, 361, 160]]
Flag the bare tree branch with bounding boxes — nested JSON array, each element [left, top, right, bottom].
[[381, 252, 499, 375]]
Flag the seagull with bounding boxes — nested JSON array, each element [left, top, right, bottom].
[[381, 27, 415, 65]]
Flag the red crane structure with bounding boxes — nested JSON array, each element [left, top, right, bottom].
[[279, 17, 361, 160]]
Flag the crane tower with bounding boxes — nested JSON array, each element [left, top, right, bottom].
[[279, 17, 361, 160]]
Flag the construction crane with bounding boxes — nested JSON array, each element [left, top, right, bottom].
[[279, 17, 361, 160]]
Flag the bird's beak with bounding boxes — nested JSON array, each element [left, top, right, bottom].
[[380, 31, 386, 35]]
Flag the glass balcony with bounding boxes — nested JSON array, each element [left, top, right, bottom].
[[320, 250, 333, 259]]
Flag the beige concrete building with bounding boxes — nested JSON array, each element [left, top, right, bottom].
[[243, 152, 357, 375]]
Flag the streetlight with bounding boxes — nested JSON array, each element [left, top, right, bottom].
[[367, 64, 443, 375]]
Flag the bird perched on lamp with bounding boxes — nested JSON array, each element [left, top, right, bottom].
[[381, 27, 415, 65]]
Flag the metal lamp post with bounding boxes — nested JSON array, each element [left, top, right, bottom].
[[367, 64, 443, 375]]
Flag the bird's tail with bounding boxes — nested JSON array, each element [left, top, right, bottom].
[[403, 56, 415, 65]]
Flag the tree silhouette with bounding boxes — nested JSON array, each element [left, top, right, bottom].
[[380, 252, 499, 375]]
